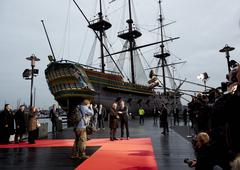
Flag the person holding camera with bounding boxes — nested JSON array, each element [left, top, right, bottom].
[[71, 99, 93, 159], [185, 132, 214, 170]]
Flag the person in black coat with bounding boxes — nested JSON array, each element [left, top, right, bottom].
[[189, 132, 214, 170], [97, 104, 106, 130], [118, 100, 129, 140], [182, 108, 188, 126], [0, 104, 15, 144], [160, 104, 169, 135], [14, 105, 26, 143], [49, 104, 58, 134], [109, 102, 119, 141]]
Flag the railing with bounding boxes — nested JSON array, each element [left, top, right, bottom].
[[118, 27, 140, 36]]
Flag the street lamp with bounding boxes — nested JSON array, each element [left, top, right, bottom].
[[197, 72, 209, 92], [23, 54, 40, 107], [219, 44, 235, 73]]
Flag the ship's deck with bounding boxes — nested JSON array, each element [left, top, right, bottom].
[[0, 118, 194, 170]]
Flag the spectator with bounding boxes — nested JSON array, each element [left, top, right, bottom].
[[0, 104, 14, 144], [71, 99, 93, 159], [160, 104, 169, 135], [109, 102, 119, 141], [173, 108, 180, 126], [189, 132, 214, 170], [118, 99, 129, 140], [183, 108, 188, 126], [49, 104, 58, 134], [92, 104, 98, 130], [28, 106, 39, 144], [97, 104, 106, 130], [14, 105, 26, 143], [153, 107, 158, 125], [138, 107, 145, 125]]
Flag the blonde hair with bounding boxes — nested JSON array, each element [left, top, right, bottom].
[[231, 155, 240, 170], [197, 132, 210, 145]]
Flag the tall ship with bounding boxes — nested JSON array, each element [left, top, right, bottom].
[[44, 0, 182, 126]]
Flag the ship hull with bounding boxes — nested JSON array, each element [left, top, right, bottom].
[[45, 61, 181, 126]]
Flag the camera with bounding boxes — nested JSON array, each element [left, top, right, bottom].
[[184, 158, 193, 167]]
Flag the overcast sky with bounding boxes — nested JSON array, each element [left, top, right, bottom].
[[1, 0, 240, 109]]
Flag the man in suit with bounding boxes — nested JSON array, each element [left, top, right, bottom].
[[97, 104, 106, 130], [49, 104, 58, 134], [118, 99, 130, 140]]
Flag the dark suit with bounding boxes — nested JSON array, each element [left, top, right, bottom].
[[0, 109, 14, 144], [118, 106, 129, 138], [14, 109, 26, 142], [50, 109, 58, 133], [161, 107, 169, 135], [97, 107, 106, 129]]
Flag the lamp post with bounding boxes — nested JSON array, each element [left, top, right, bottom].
[[219, 44, 235, 73], [24, 54, 40, 108], [197, 72, 209, 92]]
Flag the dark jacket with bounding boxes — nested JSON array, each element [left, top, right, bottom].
[[161, 107, 168, 121], [15, 109, 26, 134], [98, 107, 106, 120], [0, 109, 15, 135], [195, 143, 214, 170], [226, 91, 240, 154], [118, 106, 128, 121], [109, 108, 119, 129], [50, 109, 58, 122]]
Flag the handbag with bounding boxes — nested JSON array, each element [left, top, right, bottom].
[[37, 120, 41, 128], [86, 124, 97, 135], [86, 125, 94, 135]]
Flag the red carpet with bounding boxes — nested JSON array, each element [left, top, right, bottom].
[[0, 138, 157, 170], [77, 138, 158, 170]]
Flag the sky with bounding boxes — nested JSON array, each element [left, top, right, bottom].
[[0, 0, 240, 109]]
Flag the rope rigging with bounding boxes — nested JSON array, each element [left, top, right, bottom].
[[58, 0, 71, 60]]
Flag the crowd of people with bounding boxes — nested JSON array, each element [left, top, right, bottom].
[[1, 62, 239, 169], [186, 62, 240, 170], [0, 104, 40, 144]]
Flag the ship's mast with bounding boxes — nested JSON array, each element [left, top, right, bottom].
[[118, 0, 142, 84], [154, 0, 170, 94], [88, 0, 111, 73]]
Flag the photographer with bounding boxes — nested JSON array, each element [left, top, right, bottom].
[[209, 63, 240, 169], [71, 99, 93, 159], [185, 132, 214, 170]]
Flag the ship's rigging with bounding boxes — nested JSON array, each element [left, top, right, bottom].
[[73, 0, 182, 89], [43, 0, 216, 108]]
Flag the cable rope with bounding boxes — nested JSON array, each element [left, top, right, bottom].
[[137, 49, 151, 69], [67, 14, 71, 60], [78, 29, 89, 62], [131, 0, 139, 27], [133, 50, 148, 85], [86, 36, 98, 65], [58, 0, 71, 60], [102, 0, 108, 19], [93, 0, 98, 17], [107, 4, 125, 16]]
